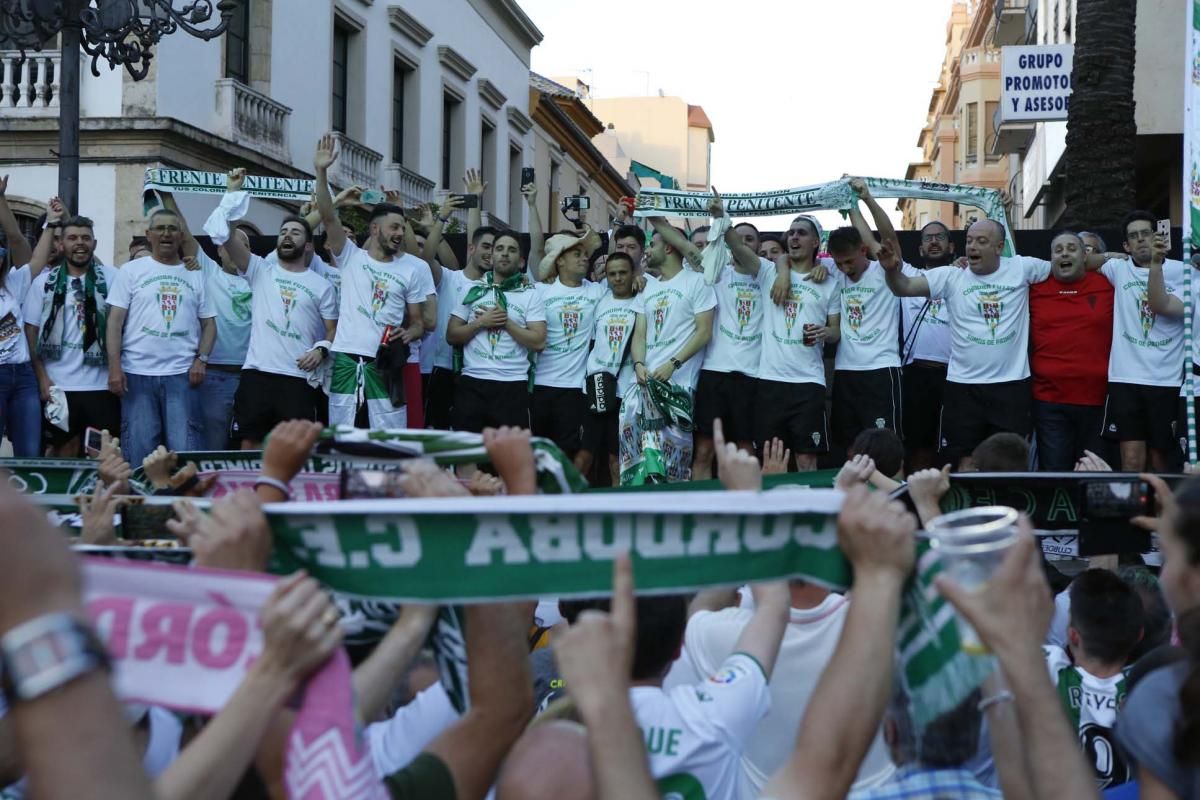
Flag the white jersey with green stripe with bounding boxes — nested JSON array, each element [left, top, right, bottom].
[[1044, 645, 1132, 790], [629, 651, 770, 800]]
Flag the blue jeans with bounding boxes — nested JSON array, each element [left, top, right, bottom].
[[198, 369, 240, 450], [0, 362, 42, 456], [121, 372, 204, 467], [1032, 400, 1111, 471]]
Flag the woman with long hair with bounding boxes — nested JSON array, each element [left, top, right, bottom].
[[1121, 475, 1200, 798]]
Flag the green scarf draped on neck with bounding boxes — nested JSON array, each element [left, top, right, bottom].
[[38, 260, 108, 367]]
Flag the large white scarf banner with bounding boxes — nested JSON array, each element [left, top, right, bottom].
[[143, 168, 315, 201], [84, 559, 385, 800], [633, 176, 1016, 255]]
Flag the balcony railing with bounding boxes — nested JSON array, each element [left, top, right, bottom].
[[329, 132, 383, 190], [0, 50, 60, 115], [214, 78, 292, 163], [383, 163, 435, 208]]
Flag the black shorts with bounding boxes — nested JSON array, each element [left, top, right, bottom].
[[831, 367, 904, 448], [424, 367, 456, 431], [902, 362, 947, 450], [451, 375, 529, 433], [693, 370, 758, 442], [938, 379, 1031, 458], [231, 369, 322, 442], [755, 380, 829, 454], [531, 385, 586, 454], [1102, 382, 1180, 451], [45, 390, 122, 450], [582, 405, 620, 456]]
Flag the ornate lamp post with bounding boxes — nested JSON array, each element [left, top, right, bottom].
[[0, 1, 238, 213]]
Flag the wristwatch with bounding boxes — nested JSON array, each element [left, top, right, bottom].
[[670, 357, 683, 370], [194, 352, 209, 364], [1, 613, 110, 703], [316, 345, 329, 358]]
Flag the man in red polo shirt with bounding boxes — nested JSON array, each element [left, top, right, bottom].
[[1029, 232, 1114, 470]]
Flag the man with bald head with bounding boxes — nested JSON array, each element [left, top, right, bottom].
[[496, 720, 595, 800], [882, 219, 1112, 468]]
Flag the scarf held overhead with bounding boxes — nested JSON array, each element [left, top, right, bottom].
[[634, 176, 1015, 255]]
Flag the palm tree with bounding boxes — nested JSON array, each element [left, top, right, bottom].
[[1063, 0, 1138, 229]]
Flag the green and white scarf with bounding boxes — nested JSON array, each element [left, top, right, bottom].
[[634, 176, 1015, 255], [37, 261, 108, 366]]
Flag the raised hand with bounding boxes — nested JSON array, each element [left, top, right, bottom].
[[142, 445, 178, 490], [521, 181, 537, 205], [707, 186, 725, 219], [835, 453, 876, 491], [836, 484, 917, 580], [761, 437, 791, 475], [0, 174, 8, 196], [467, 470, 505, 496], [482, 426, 536, 495], [78, 481, 131, 545], [167, 490, 272, 572], [333, 185, 364, 209], [848, 177, 869, 197], [714, 418, 762, 491], [255, 572, 344, 686], [47, 196, 66, 223], [1073, 450, 1112, 472], [464, 168, 487, 196], [261, 419, 323, 484], [396, 460, 470, 498], [227, 168, 247, 193], [438, 193, 464, 220], [314, 133, 338, 172], [557, 555, 636, 709]]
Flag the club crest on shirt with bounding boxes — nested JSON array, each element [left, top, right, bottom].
[[783, 299, 800, 333], [561, 304, 581, 340], [811, 431, 821, 446], [1138, 290, 1156, 337], [279, 286, 297, 329], [157, 283, 180, 330], [653, 295, 669, 337], [370, 278, 388, 319], [978, 292, 1002, 334], [735, 289, 755, 331], [846, 296, 865, 331], [607, 322, 625, 355]]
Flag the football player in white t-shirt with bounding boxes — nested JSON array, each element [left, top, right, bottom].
[[312, 134, 427, 429], [447, 230, 546, 431], [221, 215, 338, 449], [1098, 212, 1188, 471]]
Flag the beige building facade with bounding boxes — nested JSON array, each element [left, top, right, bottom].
[[900, 0, 1014, 231], [584, 94, 714, 192]]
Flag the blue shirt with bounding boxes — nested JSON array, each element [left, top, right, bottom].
[[849, 765, 1003, 800]]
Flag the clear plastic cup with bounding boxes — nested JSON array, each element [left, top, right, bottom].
[[925, 506, 1019, 654]]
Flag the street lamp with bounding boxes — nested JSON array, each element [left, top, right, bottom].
[[0, 0, 238, 213]]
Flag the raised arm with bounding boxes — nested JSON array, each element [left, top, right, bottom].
[[422, 195, 464, 286], [352, 605, 438, 723], [879, 243, 930, 297], [0, 176, 32, 269], [313, 133, 348, 258], [765, 486, 917, 800], [850, 178, 902, 257], [710, 189, 759, 276], [29, 196, 65, 274], [647, 215, 701, 265], [217, 170, 253, 272], [847, 202, 881, 259], [524, 183, 546, 278], [1147, 236, 1184, 317], [464, 169, 485, 243]]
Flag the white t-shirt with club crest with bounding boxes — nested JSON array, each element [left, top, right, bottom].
[[241, 255, 338, 379], [534, 278, 607, 389], [703, 263, 765, 376], [630, 652, 770, 800], [106, 256, 217, 376], [635, 268, 718, 392], [194, 250, 253, 367], [835, 261, 913, 371], [585, 292, 643, 399], [23, 264, 119, 390], [1099, 257, 1186, 387], [451, 283, 547, 382], [330, 241, 432, 358], [755, 259, 840, 386], [923, 256, 1051, 384]]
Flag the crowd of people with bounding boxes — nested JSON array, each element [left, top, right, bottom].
[[0, 138, 1197, 800]]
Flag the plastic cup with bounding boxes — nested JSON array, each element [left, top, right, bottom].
[[925, 506, 1019, 654]]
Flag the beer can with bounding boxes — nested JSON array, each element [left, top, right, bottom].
[[381, 325, 394, 345]]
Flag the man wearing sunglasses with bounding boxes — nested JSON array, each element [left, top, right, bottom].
[[899, 221, 955, 471], [23, 216, 121, 456], [106, 208, 216, 465]]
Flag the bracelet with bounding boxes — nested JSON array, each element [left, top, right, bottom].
[[254, 476, 291, 496], [977, 690, 1014, 712], [437, 214, 451, 225]]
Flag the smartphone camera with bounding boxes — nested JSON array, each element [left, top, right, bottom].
[[561, 195, 591, 212], [1083, 480, 1153, 519]]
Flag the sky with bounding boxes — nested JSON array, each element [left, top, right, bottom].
[[518, 0, 955, 230]]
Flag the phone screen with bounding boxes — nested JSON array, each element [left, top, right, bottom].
[[84, 427, 104, 456], [521, 167, 536, 187], [120, 503, 179, 541]]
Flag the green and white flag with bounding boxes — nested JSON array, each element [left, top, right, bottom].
[[264, 490, 992, 725], [635, 176, 1015, 255], [143, 168, 315, 201]]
